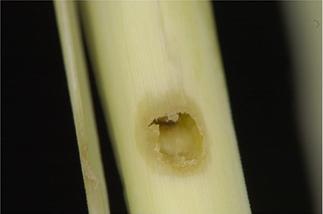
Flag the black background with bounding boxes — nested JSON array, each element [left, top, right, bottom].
[[2, 1, 316, 213]]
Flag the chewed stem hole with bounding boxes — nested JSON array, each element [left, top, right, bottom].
[[148, 112, 204, 169]]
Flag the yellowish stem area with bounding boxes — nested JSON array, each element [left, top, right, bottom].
[[80, 1, 251, 213], [150, 113, 204, 169], [54, 1, 110, 213]]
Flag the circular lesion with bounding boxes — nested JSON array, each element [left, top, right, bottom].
[[147, 112, 204, 170]]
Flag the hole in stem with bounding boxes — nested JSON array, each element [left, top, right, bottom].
[[148, 112, 204, 170]]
